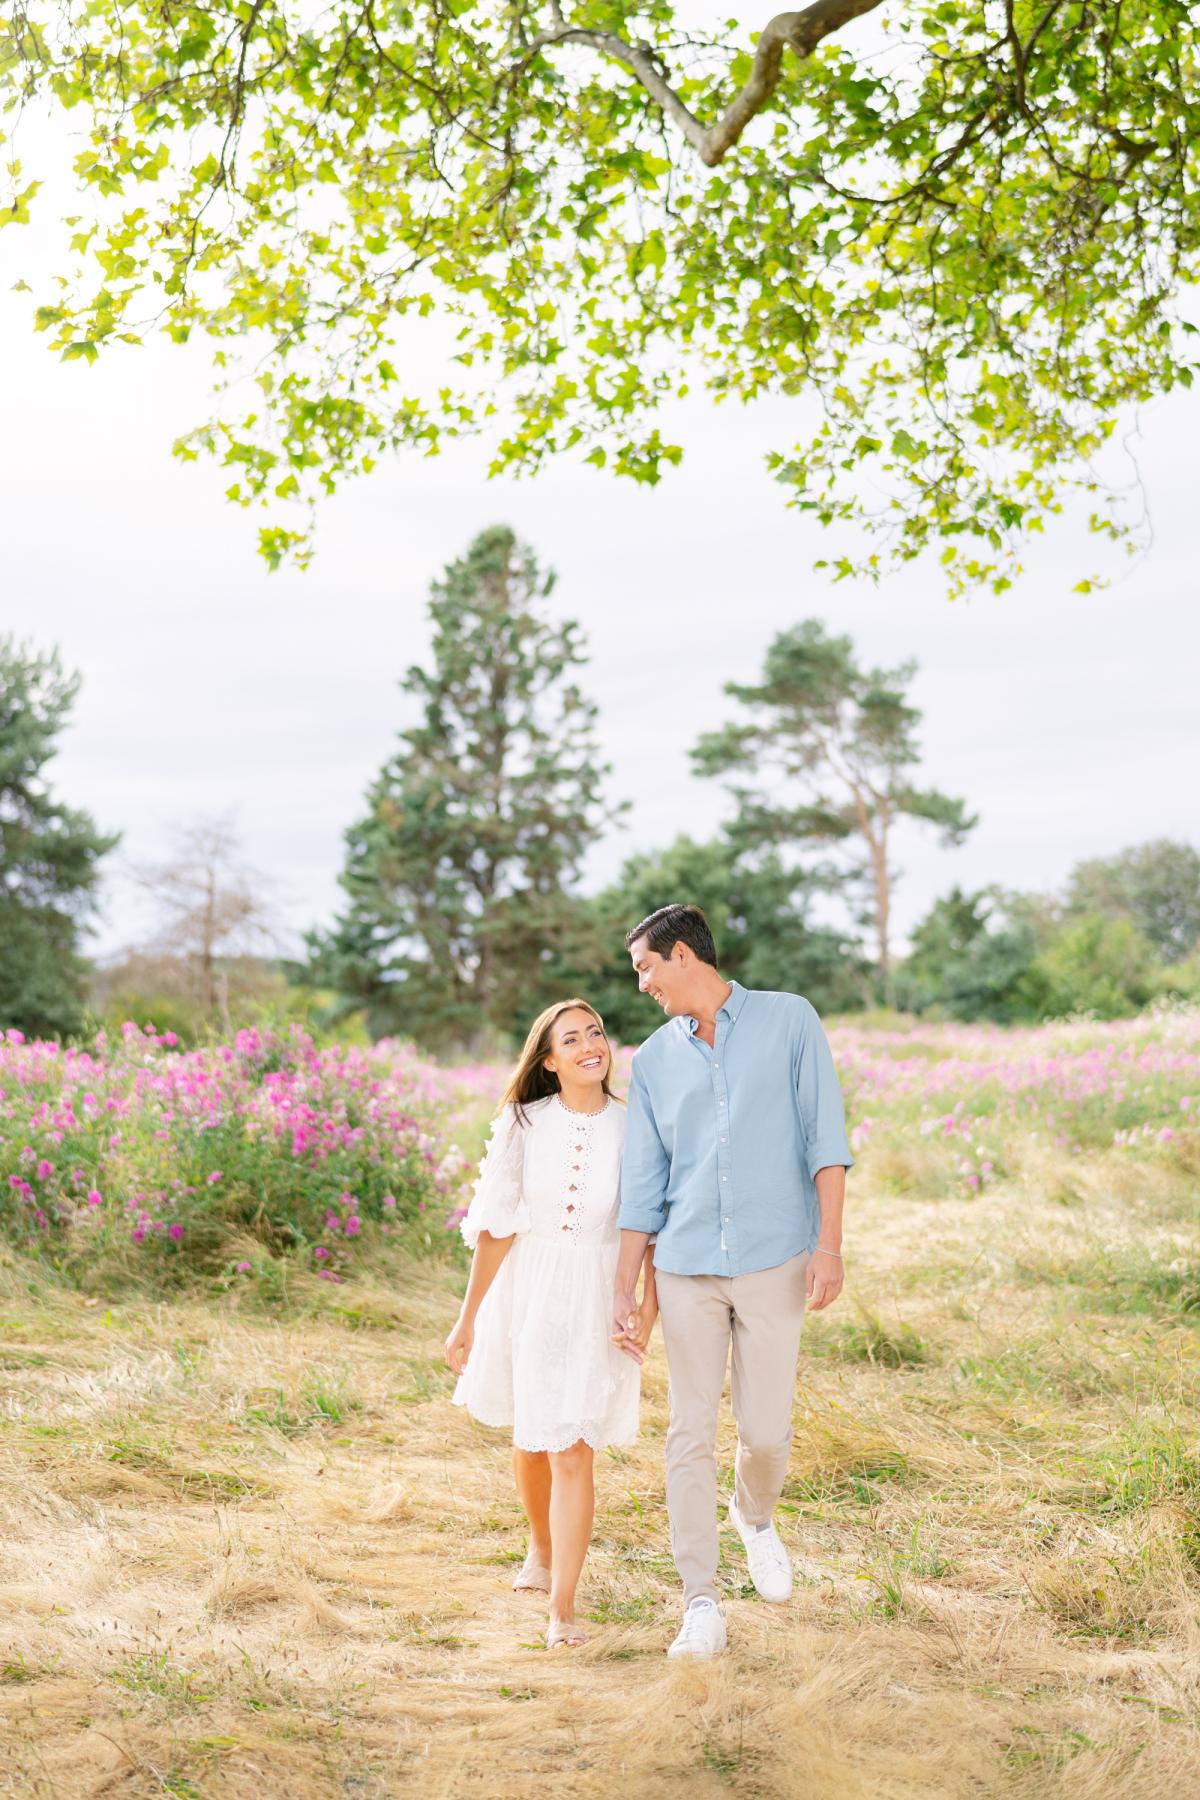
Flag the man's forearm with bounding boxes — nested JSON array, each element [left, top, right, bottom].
[[813, 1165, 846, 1251]]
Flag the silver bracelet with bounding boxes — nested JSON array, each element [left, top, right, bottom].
[[813, 1247, 843, 1260]]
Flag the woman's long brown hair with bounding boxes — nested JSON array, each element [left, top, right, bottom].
[[498, 998, 619, 1125]]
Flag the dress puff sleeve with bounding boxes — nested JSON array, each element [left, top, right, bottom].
[[459, 1104, 531, 1249]]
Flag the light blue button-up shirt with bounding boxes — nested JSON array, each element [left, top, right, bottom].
[[618, 981, 853, 1277]]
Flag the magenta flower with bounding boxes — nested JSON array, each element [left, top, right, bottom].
[[86, 1190, 102, 1207], [207, 1171, 223, 1185], [236, 1260, 252, 1273], [168, 1223, 184, 1241], [345, 1215, 361, 1236]]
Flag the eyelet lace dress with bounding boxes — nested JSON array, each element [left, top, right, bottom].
[[453, 1095, 639, 1453]]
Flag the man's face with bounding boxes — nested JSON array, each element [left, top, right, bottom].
[[629, 937, 687, 1015]]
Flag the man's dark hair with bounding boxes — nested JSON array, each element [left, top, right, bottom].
[[624, 903, 719, 968]]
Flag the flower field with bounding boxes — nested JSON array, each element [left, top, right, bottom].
[[1, 1009, 1199, 1798], [0, 1024, 471, 1292]]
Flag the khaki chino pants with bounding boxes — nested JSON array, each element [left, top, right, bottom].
[[654, 1252, 810, 1605]]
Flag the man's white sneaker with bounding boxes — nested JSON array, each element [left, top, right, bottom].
[[667, 1597, 727, 1659], [728, 1495, 793, 1602]]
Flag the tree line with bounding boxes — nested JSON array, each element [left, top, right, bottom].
[[3, 530, 1199, 1048]]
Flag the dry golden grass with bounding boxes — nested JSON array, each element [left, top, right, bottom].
[[1, 1144, 1199, 1799]]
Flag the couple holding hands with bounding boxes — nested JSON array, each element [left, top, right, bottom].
[[443, 903, 852, 1656]]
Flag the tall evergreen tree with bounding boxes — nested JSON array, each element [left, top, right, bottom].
[[321, 527, 621, 1048], [693, 621, 975, 996], [0, 639, 119, 1038]]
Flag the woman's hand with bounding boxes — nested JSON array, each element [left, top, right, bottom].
[[443, 1313, 473, 1375], [613, 1296, 657, 1364]]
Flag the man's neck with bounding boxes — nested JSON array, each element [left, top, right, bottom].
[[686, 973, 734, 1045]]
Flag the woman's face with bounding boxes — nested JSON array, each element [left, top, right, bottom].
[[542, 1007, 610, 1087]]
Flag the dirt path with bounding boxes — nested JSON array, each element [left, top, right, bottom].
[[2, 1160, 1200, 1797]]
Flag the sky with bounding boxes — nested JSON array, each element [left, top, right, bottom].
[[2, 120, 1197, 968]]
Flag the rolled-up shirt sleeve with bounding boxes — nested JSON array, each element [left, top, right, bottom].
[[796, 1002, 854, 1179], [619, 1056, 671, 1234]]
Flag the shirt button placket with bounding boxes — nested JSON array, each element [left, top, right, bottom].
[[714, 1026, 733, 1269]]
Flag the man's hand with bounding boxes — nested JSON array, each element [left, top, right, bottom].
[[806, 1248, 844, 1312], [616, 1294, 658, 1364], [443, 1313, 473, 1375]]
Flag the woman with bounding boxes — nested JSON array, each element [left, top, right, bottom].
[[444, 999, 657, 1648]]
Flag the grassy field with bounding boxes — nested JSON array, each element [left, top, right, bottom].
[[1, 1014, 1199, 1797]]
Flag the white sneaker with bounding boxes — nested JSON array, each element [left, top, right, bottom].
[[667, 1597, 727, 1659], [728, 1494, 793, 1602]]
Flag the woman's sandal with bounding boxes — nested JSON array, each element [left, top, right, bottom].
[[546, 1619, 588, 1650], [512, 1555, 552, 1594]]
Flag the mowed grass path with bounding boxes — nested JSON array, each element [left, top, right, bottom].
[[2, 1135, 1199, 1798]]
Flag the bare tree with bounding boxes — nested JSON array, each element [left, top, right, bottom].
[[129, 817, 281, 1033]]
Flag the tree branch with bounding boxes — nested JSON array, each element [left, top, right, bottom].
[[699, 0, 888, 164], [529, 0, 887, 166]]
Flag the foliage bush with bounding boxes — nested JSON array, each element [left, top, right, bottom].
[[0, 1023, 469, 1293]]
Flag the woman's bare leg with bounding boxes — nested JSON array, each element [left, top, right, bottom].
[[548, 1439, 594, 1626], [512, 1448, 552, 1567]]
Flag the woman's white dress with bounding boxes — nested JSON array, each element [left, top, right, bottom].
[[453, 1095, 640, 1453]]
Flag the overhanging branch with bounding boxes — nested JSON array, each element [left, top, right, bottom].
[[530, 1, 887, 166]]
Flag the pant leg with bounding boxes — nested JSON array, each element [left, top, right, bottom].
[[655, 1269, 733, 1605], [729, 1253, 810, 1528]]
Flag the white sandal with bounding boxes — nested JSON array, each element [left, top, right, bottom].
[[512, 1555, 551, 1594], [546, 1619, 587, 1649]]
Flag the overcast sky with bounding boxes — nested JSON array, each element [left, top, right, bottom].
[[2, 146, 1197, 965]]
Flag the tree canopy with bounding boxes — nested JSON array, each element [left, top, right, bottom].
[[560, 830, 869, 1043], [0, 638, 119, 1038], [3, 2, 1196, 590], [1065, 838, 1200, 964]]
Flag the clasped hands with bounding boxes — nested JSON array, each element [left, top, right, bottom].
[[610, 1287, 657, 1365]]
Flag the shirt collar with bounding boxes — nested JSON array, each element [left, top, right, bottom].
[[682, 979, 747, 1036], [718, 980, 748, 1022]]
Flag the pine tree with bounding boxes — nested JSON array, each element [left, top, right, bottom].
[[693, 621, 975, 997], [321, 527, 621, 1048], [0, 639, 119, 1038]]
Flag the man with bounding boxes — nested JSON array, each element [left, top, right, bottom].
[[613, 903, 852, 1659]]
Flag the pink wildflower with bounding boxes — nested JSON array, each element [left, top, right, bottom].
[[207, 1170, 223, 1185], [345, 1215, 361, 1236], [86, 1190, 102, 1207], [168, 1223, 184, 1241], [236, 1261, 252, 1273]]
